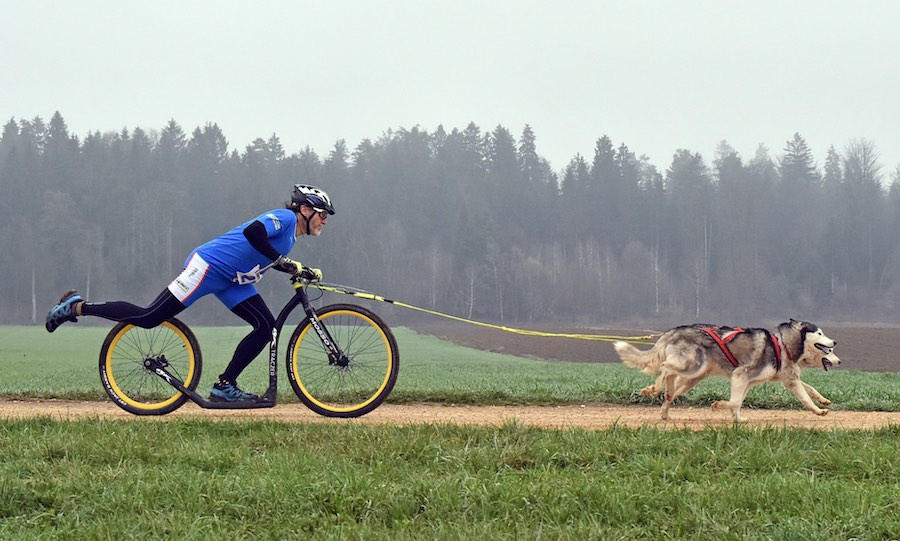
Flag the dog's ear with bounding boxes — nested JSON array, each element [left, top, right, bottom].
[[790, 319, 802, 331]]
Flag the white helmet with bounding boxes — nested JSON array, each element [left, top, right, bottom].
[[287, 184, 335, 215]]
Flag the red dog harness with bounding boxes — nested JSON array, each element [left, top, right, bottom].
[[701, 326, 786, 371], [701, 327, 744, 367]]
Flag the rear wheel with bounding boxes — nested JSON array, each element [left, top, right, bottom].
[[99, 319, 201, 415], [286, 304, 398, 418]]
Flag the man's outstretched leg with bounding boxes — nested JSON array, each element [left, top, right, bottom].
[[46, 289, 185, 332]]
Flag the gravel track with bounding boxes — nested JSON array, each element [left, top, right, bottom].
[[2, 399, 898, 430]]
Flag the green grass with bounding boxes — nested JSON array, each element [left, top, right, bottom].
[[1, 419, 898, 540], [2, 325, 899, 411], [2, 325, 900, 539]]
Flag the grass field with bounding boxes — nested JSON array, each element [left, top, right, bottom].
[[2, 325, 900, 411], [1, 419, 898, 540], [2, 325, 900, 540]]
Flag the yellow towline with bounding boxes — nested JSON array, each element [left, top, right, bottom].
[[315, 284, 657, 344]]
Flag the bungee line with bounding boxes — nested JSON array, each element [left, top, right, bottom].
[[314, 283, 658, 344]]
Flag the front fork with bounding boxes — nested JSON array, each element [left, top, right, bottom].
[[294, 280, 348, 367]]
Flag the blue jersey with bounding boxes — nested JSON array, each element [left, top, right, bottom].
[[195, 209, 297, 284]]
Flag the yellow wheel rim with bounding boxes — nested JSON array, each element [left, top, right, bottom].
[[291, 310, 393, 413], [104, 321, 196, 410]]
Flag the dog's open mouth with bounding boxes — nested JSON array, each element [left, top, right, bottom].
[[815, 344, 836, 371]]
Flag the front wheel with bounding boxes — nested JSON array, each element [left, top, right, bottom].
[[99, 318, 202, 415], [286, 304, 399, 418]]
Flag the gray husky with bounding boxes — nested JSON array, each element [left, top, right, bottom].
[[614, 319, 840, 421]]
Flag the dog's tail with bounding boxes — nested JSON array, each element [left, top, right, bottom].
[[614, 341, 665, 376]]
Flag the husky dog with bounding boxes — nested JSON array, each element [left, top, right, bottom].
[[614, 319, 840, 422]]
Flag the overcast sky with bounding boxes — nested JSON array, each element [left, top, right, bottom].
[[3, 0, 898, 178]]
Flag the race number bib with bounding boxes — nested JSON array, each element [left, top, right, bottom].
[[234, 264, 264, 284]]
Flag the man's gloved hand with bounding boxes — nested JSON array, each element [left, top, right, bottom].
[[273, 255, 303, 275], [300, 267, 323, 283]]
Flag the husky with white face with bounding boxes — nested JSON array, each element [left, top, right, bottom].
[[614, 319, 840, 422]]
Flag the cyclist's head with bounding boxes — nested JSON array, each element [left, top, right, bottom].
[[286, 184, 335, 215]]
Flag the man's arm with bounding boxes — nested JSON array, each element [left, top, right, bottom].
[[243, 220, 303, 274], [243, 220, 282, 261]]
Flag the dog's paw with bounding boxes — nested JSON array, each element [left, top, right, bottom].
[[639, 386, 658, 397], [819, 398, 832, 406], [816, 408, 830, 416], [710, 401, 723, 410]]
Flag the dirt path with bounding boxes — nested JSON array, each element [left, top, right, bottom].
[[1, 399, 898, 430]]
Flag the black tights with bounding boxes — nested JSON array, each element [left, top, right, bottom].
[[219, 294, 275, 383], [82, 290, 275, 384], [81, 289, 185, 328]]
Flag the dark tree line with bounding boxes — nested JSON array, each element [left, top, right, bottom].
[[2, 111, 900, 326]]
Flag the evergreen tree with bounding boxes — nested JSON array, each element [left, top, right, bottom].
[[821, 145, 845, 297], [560, 154, 592, 242], [883, 168, 900, 306], [517, 124, 557, 239], [841, 138, 885, 290], [588, 136, 618, 243], [823, 145, 842, 188], [485, 125, 520, 239], [779, 132, 819, 186], [157, 119, 187, 155], [770, 134, 830, 303], [0, 117, 17, 147], [19, 116, 47, 154], [666, 149, 714, 316]]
